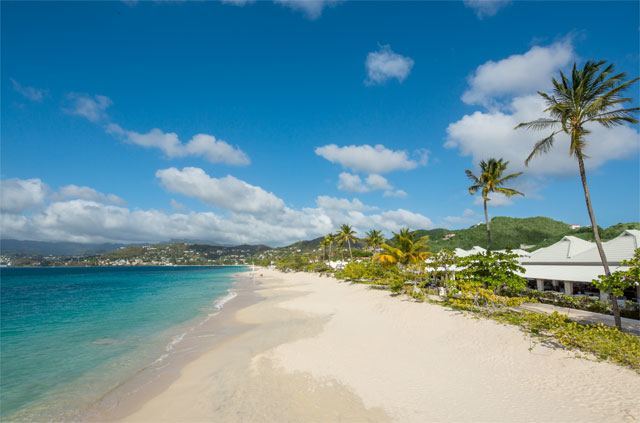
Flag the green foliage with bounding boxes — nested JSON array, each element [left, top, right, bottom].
[[377, 228, 430, 266], [449, 282, 533, 308], [335, 260, 399, 282], [429, 249, 458, 287], [593, 248, 640, 297], [275, 255, 311, 272], [458, 251, 526, 292], [527, 289, 610, 314]]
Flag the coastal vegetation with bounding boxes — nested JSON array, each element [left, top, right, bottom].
[[517, 60, 640, 329], [270, 220, 640, 372]]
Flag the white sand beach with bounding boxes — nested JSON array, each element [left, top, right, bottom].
[[120, 269, 640, 422]]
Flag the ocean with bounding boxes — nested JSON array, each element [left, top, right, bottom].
[[0, 265, 244, 421]]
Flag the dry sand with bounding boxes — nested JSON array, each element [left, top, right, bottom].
[[120, 269, 640, 422]]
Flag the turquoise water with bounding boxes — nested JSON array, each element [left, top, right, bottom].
[[0, 266, 243, 420]]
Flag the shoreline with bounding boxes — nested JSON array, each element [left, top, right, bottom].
[[113, 268, 640, 422], [80, 271, 257, 421]]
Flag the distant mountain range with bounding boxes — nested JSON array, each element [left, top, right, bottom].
[[2, 217, 638, 257]]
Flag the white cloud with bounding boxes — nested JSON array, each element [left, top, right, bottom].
[[383, 189, 407, 198], [463, 0, 510, 19], [337, 172, 368, 193], [365, 174, 392, 191], [156, 167, 284, 215], [1, 174, 433, 245], [221, 0, 254, 5], [11, 79, 47, 102], [316, 144, 423, 174], [315, 196, 372, 212], [446, 94, 640, 176], [462, 40, 574, 107], [64, 93, 250, 166], [108, 125, 250, 165], [55, 185, 126, 206], [273, 0, 338, 19], [442, 208, 479, 228], [0, 178, 47, 213], [473, 192, 513, 207], [64, 93, 112, 122], [365, 45, 414, 85], [170, 199, 186, 211]]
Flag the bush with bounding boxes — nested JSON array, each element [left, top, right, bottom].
[[458, 251, 527, 292], [335, 260, 396, 282]]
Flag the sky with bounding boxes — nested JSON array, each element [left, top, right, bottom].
[[1, 0, 639, 246]]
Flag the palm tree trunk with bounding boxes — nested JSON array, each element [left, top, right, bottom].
[[483, 197, 491, 251], [329, 243, 332, 260], [576, 151, 621, 329], [347, 239, 352, 259]]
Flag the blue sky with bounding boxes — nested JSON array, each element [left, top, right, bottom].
[[1, 0, 639, 245]]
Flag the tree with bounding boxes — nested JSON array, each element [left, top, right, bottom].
[[593, 248, 640, 303], [323, 234, 335, 260], [337, 224, 357, 260], [516, 60, 639, 329], [364, 229, 384, 253], [466, 158, 524, 250], [458, 251, 526, 293], [431, 249, 458, 287], [377, 228, 430, 266]]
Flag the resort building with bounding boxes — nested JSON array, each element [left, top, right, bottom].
[[520, 230, 639, 302]]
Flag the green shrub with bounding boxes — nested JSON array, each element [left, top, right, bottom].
[[458, 251, 527, 292], [335, 260, 396, 282]]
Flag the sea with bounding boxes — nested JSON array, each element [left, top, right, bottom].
[[0, 265, 245, 421]]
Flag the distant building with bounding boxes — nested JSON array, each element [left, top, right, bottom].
[[443, 233, 456, 240], [569, 224, 582, 230]]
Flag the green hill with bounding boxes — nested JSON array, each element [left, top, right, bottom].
[[418, 217, 640, 252], [280, 217, 639, 253]]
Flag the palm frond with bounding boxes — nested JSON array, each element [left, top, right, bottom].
[[525, 132, 558, 166]]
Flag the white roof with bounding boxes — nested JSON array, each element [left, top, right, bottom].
[[523, 264, 628, 283], [570, 230, 639, 264], [495, 248, 531, 257], [525, 236, 594, 263], [454, 246, 486, 257]]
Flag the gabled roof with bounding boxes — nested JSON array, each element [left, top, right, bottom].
[[571, 230, 639, 263], [525, 236, 594, 263], [454, 246, 486, 257]]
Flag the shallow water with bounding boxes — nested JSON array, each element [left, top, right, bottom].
[[0, 266, 244, 421]]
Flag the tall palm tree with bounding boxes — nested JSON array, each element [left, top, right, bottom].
[[516, 60, 639, 329], [377, 228, 430, 266], [466, 158, 524, 250], [337, 224, 357, 260], [323, 234, 335, 260], [364, 229, 384, 253]]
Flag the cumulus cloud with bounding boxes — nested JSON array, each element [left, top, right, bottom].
[[462, 40, 574, 107], [365, 45, 414, 85], [0, 178, 47, 213], [337, 172, 407, 198], [11, 79, 47, 102], [1, 176, 433, 245], [274, 0, 339, 19], [64, 93, 112, 122], [65, 94, 250, 166], [107, 125, 250, 165], [442, 208, 479, 228], [316, 144, 424, 174], [446, 94, 640, 176], [463, 0, 510, 19], [55, 185, 126, 206], [156, 167, 284, 215]]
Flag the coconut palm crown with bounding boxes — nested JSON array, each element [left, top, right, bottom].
[[337, 224, 357, 259], [376, 228, 430, 266], [466, 158, 523, 250], [515, 60, 639, 329], [364, 229, 384, 253]]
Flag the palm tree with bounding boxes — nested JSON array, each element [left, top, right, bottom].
[[364, 229, 384, 253], [466, 158, 524, 250], [516, 60, 639, 329], [323, 234, 335, 260], [337, 224, 357, 260], [376, 228, 430, 266]]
